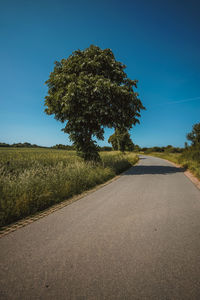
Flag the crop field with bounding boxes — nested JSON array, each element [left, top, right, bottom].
[[0, 148, 138, 228]]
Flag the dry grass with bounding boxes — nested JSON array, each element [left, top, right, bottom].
[[0, 148, 138, 227]]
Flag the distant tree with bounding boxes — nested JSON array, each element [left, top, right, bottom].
[[134, 144, 140, 152], [0, 143, 10, 147], [187, 123, 200, 147], [100, 146, 113, 151], [44, 45, 145, 161], [165, 145, 173, 152], [0, 142, 45, 148], [52, 144, 75, 150], [152, 146, 162, 152], [108, 128, 134, 152], [11, 142, 41, 148]]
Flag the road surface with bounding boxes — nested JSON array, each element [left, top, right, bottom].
[[0, 155, 200, 299]]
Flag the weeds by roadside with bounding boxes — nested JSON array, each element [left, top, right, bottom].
[[0, 148, 138, 228], [146, 152, 200, 180]]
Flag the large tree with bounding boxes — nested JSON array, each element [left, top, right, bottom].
[[187, 122, 200, 147], [44, 45, 145, 161]]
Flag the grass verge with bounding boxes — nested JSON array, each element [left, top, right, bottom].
[[0, 149, 138, 228], [146, 152, 200, 180]]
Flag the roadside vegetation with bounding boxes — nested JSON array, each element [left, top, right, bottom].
[[142, 123, 200, 180], [0, 148, 138, 228], [144, 152, 200, 179]]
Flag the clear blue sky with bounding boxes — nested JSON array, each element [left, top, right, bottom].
[[1, 0, 200, 147]]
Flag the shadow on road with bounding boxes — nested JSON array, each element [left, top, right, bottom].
[[125, 165, 184, 175]]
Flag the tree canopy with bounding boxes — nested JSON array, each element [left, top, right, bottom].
[[187, 122, 200, 147], [108, 129, 135, 152], [44, 45, 145, 160]]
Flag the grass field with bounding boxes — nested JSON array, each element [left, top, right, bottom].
[[0, 148, 138, 228], [146, 152, 200, 180]]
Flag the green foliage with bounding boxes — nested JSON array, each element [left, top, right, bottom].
[[187, 122, 200, 146], [182, 126, 200, 176], [52, 144, 75, 150], [99, 146, 112, 151], [0, 148, 138, 227], [44, 45, 145, 161], [145, 123, 200, 179], [141, 146, 183, 153], [108, 128, 134, 151], [148, 150, 200, 179], [108, 132, 118, 150], [133, 145, 140, 152], [0, 143, 10, 147], [182, 146, 200, 163], [0, 142, 43, 148]]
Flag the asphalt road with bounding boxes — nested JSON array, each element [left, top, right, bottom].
[[1, 155, 200, 300]]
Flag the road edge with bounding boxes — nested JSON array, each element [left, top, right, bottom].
[[146, 154, 200, 191], [0, 159, 139, 238]]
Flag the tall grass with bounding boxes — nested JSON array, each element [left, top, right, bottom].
[[147, 151, 200, 179], [0, 148, 138, 227]]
